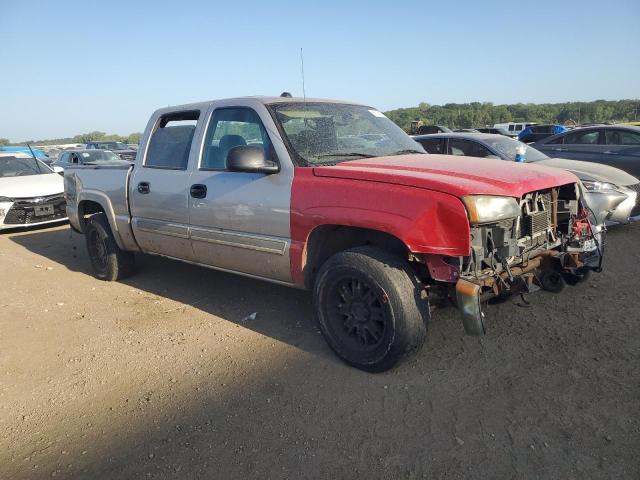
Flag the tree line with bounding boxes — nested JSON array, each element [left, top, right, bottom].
[[2, 99, 638, 146], [0, 131, 143, 147], [384, 99, 640, 131]]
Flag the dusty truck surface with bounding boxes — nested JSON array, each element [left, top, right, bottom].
[[64, 96, 604, 372]]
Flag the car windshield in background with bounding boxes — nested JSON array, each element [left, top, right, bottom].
[[269, 102, 425, 165], [80, 150, 121, 162], [484, 137, 549, 162], [95, 142, 128, 150], [0, 156, 50, 178]]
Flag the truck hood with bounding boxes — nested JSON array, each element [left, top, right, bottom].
[[312, 154, 578, 198], [533, 158, 639, 187], [0, 173, 64, 199]]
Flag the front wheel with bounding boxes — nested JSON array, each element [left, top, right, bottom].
[[313, 247, 428, 372], [84, 213, 135, 281]]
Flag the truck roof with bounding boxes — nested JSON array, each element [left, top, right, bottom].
[[152, 96, 366, 116]]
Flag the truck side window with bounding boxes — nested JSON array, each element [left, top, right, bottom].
[[145, 111, 200, 169], [201, 107, 273, 170]]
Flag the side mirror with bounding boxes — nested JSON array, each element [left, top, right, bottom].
[[52, 165, 64, 175], [227, 146, 279, 174]]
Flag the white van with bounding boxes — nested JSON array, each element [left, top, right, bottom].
[[493, 122, 536, 137]]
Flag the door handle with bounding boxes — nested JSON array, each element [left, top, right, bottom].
[[603, 150, 618, 155], [190, 184, 207, 199], [553, 147, 567, 152], [137, 181, 150, 194]]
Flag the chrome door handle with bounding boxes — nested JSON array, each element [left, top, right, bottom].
[[603, 150, 618, 155]]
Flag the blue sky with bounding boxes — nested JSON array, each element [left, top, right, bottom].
[[1, 0, 638, 142]]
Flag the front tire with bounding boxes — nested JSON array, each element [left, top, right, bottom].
[[84, 213, 135, 281], [313, 247, 428, 372]]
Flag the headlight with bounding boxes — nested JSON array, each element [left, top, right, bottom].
[[582, 180, 619, 193], [462, 195, 521, 224]]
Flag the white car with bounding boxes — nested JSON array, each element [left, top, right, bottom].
[[0, 152, 67, 230]]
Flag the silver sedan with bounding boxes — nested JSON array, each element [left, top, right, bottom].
[[412, 132, 640, 225]]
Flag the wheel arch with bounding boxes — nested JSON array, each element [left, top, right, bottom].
[[76, 192, 126, 250], [301, 224, 411, 289]]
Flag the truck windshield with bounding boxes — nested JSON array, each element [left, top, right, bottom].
[[0, 156, 50, 178], [269, 102, 425, 165]]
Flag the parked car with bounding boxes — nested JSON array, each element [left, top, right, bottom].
[[412, 132, 640, 224], [476, 127, 512, 136], [0, 146, 53, 165], [531, 125, 640, 178], [518, 124, 568, 143], [65, 96, 602, 372], [493, 122, 535, 137], [52, 149, 126, 172], [85, 141, 137, 162], [454, 128, 479, 133], [0, 152, 67, 230]]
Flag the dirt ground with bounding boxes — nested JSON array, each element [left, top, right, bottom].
[[0, 223, 638, 480]]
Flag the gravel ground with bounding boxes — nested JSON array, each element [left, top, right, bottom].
[[0, 223, 638, 479]]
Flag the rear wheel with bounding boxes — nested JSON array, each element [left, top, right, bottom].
[[84, 213, 135, 281], [313, 246, 428, 372]]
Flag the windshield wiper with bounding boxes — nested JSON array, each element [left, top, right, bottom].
[[390, 149, 426, 155], [316, 152, 376, 158]]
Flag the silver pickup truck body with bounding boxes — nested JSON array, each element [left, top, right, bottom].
[[64, 96, 604, 372]]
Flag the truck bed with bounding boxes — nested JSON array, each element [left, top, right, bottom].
[[64, 162, 139, 250]]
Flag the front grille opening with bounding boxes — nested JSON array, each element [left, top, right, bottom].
[[4, 196, 66, 225]]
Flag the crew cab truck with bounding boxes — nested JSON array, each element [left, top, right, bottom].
[[64, 96, 603, 372]]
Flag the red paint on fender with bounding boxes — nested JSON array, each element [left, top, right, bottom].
[[289, 154, 578, 287]]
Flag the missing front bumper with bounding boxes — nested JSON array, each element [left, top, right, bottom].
[[454, 246, 603, 336]]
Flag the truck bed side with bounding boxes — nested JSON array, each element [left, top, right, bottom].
[[64, 163, 140, 251]]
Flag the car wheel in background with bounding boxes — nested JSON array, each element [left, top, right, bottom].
[[538, 270, 567, 293]]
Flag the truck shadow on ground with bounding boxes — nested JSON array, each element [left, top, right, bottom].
[[6, 225, 338, 361]]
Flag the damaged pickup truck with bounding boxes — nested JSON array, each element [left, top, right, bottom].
[[64, 96, 604, 372]]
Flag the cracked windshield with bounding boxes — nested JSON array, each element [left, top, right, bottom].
[[270, 102, 425, 165]]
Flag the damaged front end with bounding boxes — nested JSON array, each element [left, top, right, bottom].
[[424, 184, 604, 335]]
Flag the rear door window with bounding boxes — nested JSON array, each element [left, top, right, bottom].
[[563, 129, 601, 145], [145, 111, 200, 169], [605, 129, 640, 145], [448, 139, 493, 157]]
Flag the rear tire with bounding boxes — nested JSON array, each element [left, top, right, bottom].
[[84, 213, 135, 281], [313, 246, 428, 372]]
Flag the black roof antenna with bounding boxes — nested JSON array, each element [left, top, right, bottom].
[[280, 92, 292, 98], [26, 143, 41, 168]]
